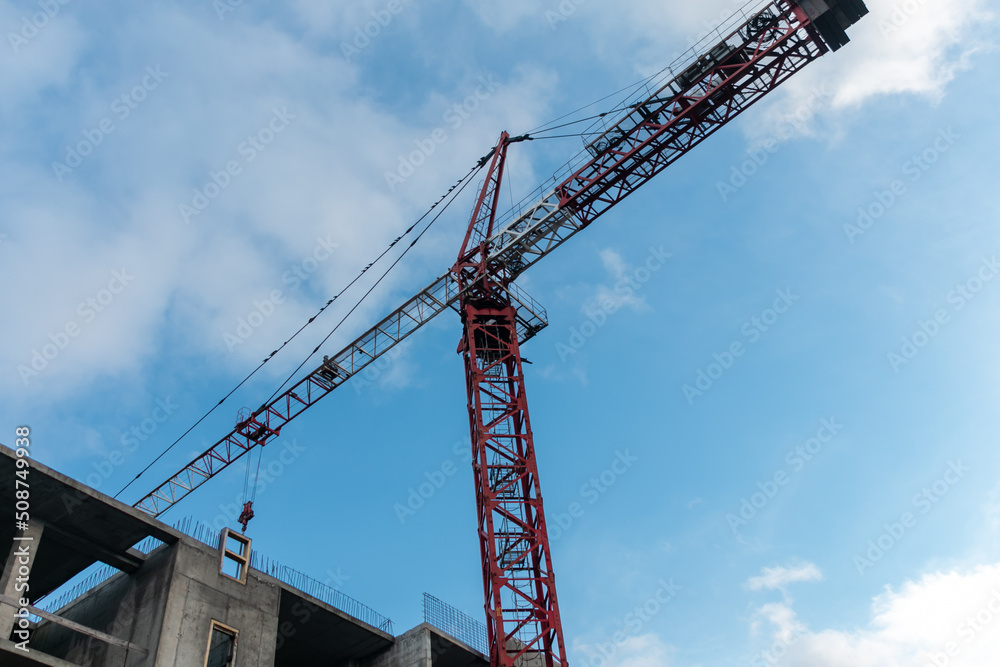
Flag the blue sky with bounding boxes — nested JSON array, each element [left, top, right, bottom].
[[3, 0, 1000, 664]]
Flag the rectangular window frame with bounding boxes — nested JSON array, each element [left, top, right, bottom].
[[203, 620, 239, 667], [218, 528, 251, 584]]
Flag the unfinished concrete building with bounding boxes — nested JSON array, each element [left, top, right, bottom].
[[0, 444, 488, 666]]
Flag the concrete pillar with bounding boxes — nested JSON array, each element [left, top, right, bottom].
[[0, 522, 44, 639]]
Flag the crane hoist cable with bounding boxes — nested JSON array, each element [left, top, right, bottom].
[[117, 61, 714, 502], [524, 70, 667, 136], [230, 149, 489, 532], [262, 157, 486, 404], [238, 447, 262, 533], [217, 159, 487, 533], [114, 157, 488, 501]]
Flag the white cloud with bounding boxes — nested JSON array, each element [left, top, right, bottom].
[[465, 0, 757, 75], [751, 599, 809, 646], [574, 633, 676, 667], [752, 563, 1000, 667], [351, 340, 417, 396], [747, 0, 993, 143], [464, 0, 539, 33], [289, 0, 417, 40], [590, 248, 651, 314], [601, 0, 748, 52], [536, 362, 589, 387], [512, 0, 993, 145], [828, 0, 991, 107], [746, 563, 824, 591], [572, 563, 1000, 666], [0, 3, 556, 413], [537, 246, 663, 386], [465, 0, 991, 145], [0, 4, 981, 455]]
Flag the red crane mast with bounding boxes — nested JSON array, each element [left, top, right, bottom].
[[454, 133, 566, 663]]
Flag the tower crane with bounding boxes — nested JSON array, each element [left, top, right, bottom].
[[131, 1, 868, 664]]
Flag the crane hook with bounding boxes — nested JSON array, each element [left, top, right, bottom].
[[238, 501, 255, 533]]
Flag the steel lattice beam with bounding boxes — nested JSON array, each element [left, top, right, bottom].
[[133, 274, 546, 517], [460, 302, 565, 666]]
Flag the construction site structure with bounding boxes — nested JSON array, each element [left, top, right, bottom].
[[0, 444, 489, 666]]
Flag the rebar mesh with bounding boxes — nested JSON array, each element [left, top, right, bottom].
[[423, 593, 488, 655]]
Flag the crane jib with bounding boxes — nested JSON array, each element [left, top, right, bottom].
[[485, 0, 867, 281]]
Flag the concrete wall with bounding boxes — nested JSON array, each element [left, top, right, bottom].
[[29, 543, 176, 666], [29, 538, 281, 667], [25, 531, 486, 667], [154, 539, 280, 667], [363, 625, 430, 667]]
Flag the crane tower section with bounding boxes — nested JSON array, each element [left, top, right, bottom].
[[454, 134, 566, 666]]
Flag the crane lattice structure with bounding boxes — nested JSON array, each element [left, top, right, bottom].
[[132, 2, 868, 664]]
